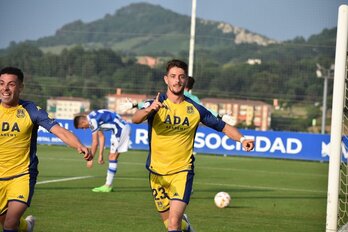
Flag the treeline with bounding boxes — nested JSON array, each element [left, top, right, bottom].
[[0, 40, 334, 110], [0, 1, 337, 131], [0, 43, 164, 108]]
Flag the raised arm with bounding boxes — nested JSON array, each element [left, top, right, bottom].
[[132, 92, 163, 124], [50, 125, 92, 160]]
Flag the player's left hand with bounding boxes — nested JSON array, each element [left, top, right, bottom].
[[98, 156, 105, 165], [242, 139, 254, 152], [86, 160, 93, 168]]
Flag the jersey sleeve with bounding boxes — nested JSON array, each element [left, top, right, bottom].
[[139, 99, 153, 110], [87, 111, 100, 133], [193, 101, 226, 132], [23, 101, 59, 131], [88, 118, 99, 133]]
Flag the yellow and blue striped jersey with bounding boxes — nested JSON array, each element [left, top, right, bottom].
[[0, 100, 58, 179], [144, 93, 225, 175]]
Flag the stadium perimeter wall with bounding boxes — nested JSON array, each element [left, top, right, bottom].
[[37, 119, 343, 162]]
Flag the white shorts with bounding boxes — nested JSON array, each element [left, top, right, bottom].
[[110, 124, 130, 153]]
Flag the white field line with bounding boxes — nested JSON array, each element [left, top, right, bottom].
[[35, 175, 325, 194], [38, 157, 326, 193], [40, 157, 325, 178], [37, 176, 93, 185], [39, 157, 145, 166]]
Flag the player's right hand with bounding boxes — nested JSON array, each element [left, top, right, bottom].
[[148, 92, 164, 112]]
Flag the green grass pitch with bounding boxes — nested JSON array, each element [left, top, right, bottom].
[[26, 145, 328, 231]]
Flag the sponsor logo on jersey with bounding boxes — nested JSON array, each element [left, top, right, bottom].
[[164, 115, 189, 126], [1, 122, 20, 132]]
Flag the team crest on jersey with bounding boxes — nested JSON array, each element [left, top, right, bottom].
[[16, 109, 25, 118], [187, 106, 194, 114]]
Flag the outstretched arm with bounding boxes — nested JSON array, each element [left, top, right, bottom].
[[222, 124, 254, 152], [50, 125, 92, 160]]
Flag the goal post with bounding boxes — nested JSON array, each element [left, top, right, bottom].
[[326, 4, 348, 232]]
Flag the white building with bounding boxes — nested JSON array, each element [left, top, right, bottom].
[[106, 88, 148, 122], [47, 97, 90, 119]]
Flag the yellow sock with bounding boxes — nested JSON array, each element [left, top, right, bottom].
[[18, 217, 28, 232], [181, 219, 189, 231], [163, 218, 188, 231]]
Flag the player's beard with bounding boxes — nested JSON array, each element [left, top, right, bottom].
[[168, 83, 184, 96]]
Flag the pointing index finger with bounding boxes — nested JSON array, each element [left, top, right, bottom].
[[155, 92, 160, 102]]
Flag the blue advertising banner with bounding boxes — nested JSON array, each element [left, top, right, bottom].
[[38, 120, 339, 162]]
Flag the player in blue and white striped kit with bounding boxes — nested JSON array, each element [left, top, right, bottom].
[[74, 109, 130, 192]]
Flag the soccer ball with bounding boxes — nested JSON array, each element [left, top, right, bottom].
[[214, 192, 231, 208]]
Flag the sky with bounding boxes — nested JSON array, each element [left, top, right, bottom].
[[0, 0, 347, 49]]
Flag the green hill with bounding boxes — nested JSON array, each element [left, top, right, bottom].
[[32, 2, 276, 55], [0, 2, 337, 132]]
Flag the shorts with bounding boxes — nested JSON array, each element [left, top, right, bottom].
[[0, 174, 35, 215], [149, 171, 194, 212], [110, 124, 130, 153]]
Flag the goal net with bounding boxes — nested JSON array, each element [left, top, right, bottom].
[[338, 57, 348, 231], [326, 4, 348, 232]]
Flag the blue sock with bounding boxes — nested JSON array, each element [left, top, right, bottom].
[[3, 229, 18, 232]]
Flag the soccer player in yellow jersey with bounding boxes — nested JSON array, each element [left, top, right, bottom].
[[132, 59, 254, 232], [0, 67, 92, 232]]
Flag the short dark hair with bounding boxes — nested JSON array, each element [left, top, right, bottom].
[[0, 67, 24, 83], [186, 76, 195, 90], [166, 59, 188, 75], [73, 115, 85, 129]]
